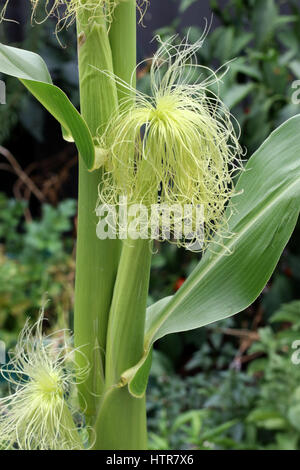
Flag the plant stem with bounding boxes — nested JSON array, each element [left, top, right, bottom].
[[95, 238, 152, 449], [105, 239, 152, 386], [91, 1, 152, 450], [94, 387, 148, 450], [75, 9, 120, 423], [109, 0, 137, 97]]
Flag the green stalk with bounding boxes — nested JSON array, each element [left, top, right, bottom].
[[105, 239, 152, 387], [92, 1, 152, 449], [93, 387, 148, 450], [74, 8, 120, 423], [109, 0, 137, 97], [94, 238, 152, 449]]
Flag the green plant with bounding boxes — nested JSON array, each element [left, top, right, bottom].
[[147, 301, 300, 450], [147, 356, 259, 450], [0, 0, 299, 450], [0, 1, 79, 144], [0, 193, 76, 332], [245, 301, 300, 449]]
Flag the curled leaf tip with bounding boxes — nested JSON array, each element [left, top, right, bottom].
[[89, 146, 109, 172]]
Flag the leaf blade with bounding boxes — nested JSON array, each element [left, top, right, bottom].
[[0, 43, 95, 169]]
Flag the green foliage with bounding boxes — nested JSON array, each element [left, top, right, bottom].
[[147, 357, 259, 450], [246, 305, 300, 449], [0, 15, 78, 144], [147, 301, 300, 450], [0, 42, 95, 169], [0, 193, 76, 334]]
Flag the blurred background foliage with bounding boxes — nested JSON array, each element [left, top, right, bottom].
[[0, 0, 300, 450]]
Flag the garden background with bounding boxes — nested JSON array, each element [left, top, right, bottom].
[[1, 0, 300, 450]]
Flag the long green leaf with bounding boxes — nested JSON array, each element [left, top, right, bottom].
[[124, 115, 300, 397], [0, 43, 95, 169]]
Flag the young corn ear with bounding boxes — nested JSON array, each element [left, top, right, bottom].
[[0, 313, 88, 450], [97, 36, 243, 250]]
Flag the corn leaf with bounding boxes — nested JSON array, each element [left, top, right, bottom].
[[0, 43, 95, 170]]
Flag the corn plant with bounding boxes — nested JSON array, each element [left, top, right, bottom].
[[0, 0, 299, 450]]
